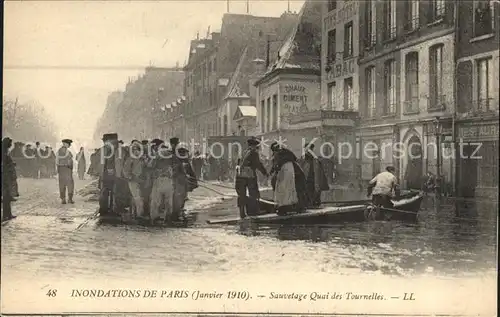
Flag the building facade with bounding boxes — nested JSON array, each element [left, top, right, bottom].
[[455, 0, 499, 199], [322, 0, 360, 112], [357, 0, 457, 192]]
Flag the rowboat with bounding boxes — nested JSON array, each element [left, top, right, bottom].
[[207, 191, 424, 225]]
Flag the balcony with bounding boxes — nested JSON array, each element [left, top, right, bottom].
[[288, 109, 359, 126], [460, 98, 500, 117], [404, 97, 420, 114], [427, 94, 448, 112], [404, 17, 420, 34]]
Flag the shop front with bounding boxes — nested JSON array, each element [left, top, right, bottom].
[[456, 120, 499, 199]]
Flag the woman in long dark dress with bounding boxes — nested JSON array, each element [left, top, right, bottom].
[[270, 143, 307, 216], [76, 147, 86, 180]]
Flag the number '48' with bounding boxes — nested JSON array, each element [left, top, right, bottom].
[[46, 289, 57, 297]]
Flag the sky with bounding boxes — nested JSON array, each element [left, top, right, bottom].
[[3, 0, 305, 146]]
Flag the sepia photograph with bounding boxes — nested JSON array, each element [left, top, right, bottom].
[[1, 0, 498, 315]]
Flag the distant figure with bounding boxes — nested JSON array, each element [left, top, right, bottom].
[[191, 151, 203, 181], [76, 147, 86, 180], [56, 139, 75, 204]]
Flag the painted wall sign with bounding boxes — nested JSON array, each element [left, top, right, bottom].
[[323, 2, 357, 30], [458, 124, 499, 139], [326, 59, 356, 80], [322, 111, 358, 120], [283, 84, 309, 113]]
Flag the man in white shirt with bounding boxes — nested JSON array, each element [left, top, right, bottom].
[[367, 166, 399, 208]]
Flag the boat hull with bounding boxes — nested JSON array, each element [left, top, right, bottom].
[[208, 192, 424, 226]]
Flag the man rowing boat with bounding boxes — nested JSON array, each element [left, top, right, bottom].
[[367, 166, 400, 208]]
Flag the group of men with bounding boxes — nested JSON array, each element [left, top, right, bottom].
[[9, 141, 57, 179], [87, 134, 198, 224]]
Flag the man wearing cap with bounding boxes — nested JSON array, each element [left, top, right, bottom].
[[298, 141, 329, 208], [123, 142, 147, 219], [235, 137, 268, 218], [56, 139, 75, 204]]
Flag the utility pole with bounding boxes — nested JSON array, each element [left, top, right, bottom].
[[226, 0, 229, 12], [12, 97, 19, 129], [246, 0, 249, 14], [287, 0, 290, 12]]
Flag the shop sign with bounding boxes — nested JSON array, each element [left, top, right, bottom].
[[323, 1, 357, 30], [458, 124, 499, 139], [282, 84, 309, 113], [326, 59, 356, 81]]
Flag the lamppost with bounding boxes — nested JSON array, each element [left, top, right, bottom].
[[151, 87, 164, 138], [433, 116, 443, 196]]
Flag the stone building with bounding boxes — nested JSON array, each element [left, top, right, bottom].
[[455, 0, 499, 198], [177, 12, 298, 144], [357, 0, 457, 191]]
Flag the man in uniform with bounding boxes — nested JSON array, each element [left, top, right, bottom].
[[235, 137, 268, 218], [56, 139, 75, 204], [2, 137, 17, 220]]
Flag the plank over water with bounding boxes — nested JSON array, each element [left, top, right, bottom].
[[207, 204, 367, 225]]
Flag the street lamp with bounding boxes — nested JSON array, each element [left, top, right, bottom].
[[433, 116, 443, 196]]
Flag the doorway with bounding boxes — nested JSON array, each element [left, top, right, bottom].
[[405, 135, 423, 190]]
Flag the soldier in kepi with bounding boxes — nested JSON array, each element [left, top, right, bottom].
[[56, 139, 75, 204], [235, 136, 268, 218]]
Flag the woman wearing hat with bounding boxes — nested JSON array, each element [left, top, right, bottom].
[[270, 142, 307, 215]]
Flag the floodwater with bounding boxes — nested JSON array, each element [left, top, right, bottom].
[[2, 178, 497, 281]]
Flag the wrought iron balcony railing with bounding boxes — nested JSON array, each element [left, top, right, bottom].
[[427, 94, 448, 112]]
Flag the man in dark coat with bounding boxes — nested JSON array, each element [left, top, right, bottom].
[[235, 137, 269, 218], [2, 137, 17, 220], [298, 142, 329, 208], [98, 133, 119, 214]]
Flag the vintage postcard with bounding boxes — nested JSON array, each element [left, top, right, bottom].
[[2, 0, 498, 315]]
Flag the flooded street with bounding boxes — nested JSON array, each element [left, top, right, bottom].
[[2, 178, 497, 281]]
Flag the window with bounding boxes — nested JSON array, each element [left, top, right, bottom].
[[260, 99, 265, 132], [430, 0, 445, 21], [223, 115, 228, 136], [473, 1, 495, 37], [344, 22, 353, 58], [272, 94, 278, 130], [366, 67, 376, 117], [384, 0, 397, 40], [344, 77, 354, 110], [327, 82, 336, 109], [405, 0, 420, 31], [405, 52, 419, 112], [429, 44, 444, 108], [327, 29, 336, 63], [384, 60, 396, 114], [328, 0, 336, 11], [366, 0, 377, 47], [477, 57, 494, 111], [266, 97, 271, 132]]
